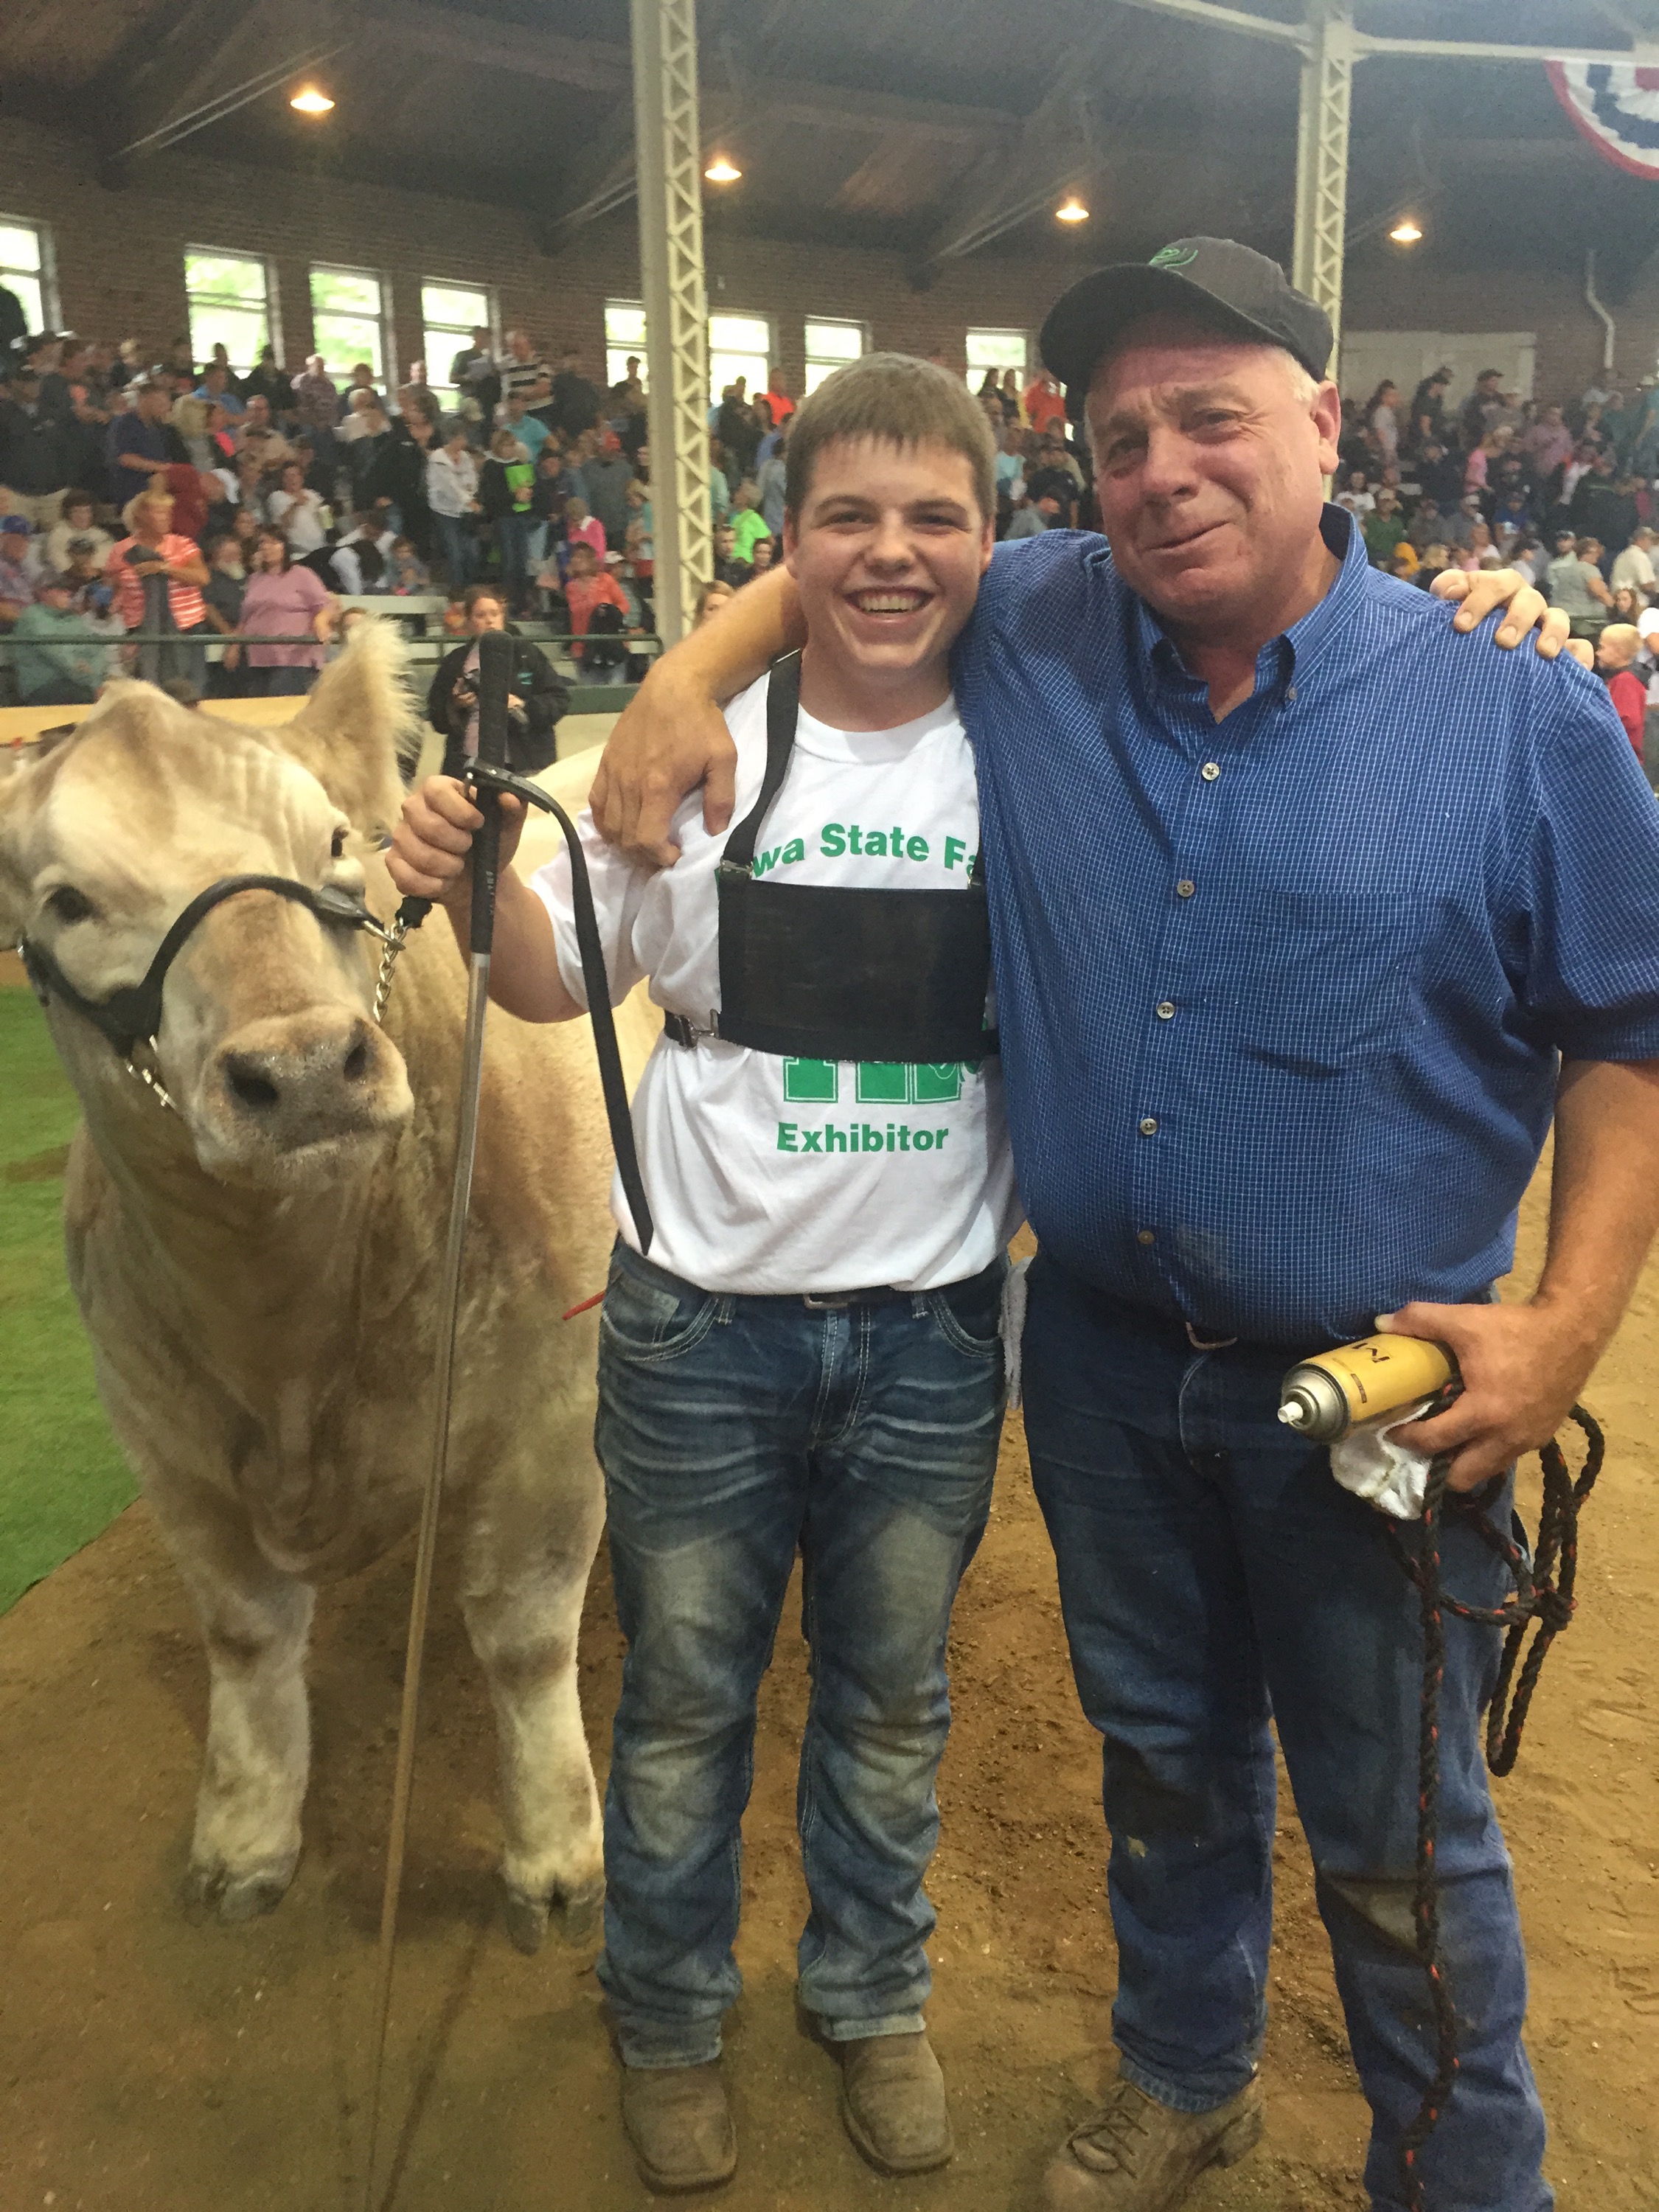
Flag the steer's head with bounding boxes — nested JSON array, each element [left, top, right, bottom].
[[0, 627, 417, 1189]]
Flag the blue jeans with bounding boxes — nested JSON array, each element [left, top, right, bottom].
[[251, 664, 315, 696], [434, 512, 474, 588], [594, 1242, 1005, 2069], [495, 513, 532, 608], [1021, 1258, 1548, 2212]]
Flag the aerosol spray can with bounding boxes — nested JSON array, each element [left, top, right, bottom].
[[1277, 1333, 1458, 1444]]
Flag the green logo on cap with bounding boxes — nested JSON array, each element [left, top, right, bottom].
[[1149, 245, 1199, 268]]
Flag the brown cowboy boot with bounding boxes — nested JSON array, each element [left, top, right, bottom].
[[620, 2059, 738, 2194], [1042, 2074, 1263, 2211], [833, 2029, 954, 2176]]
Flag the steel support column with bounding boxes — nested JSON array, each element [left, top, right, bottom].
[[631, 0, 712, 647], [1291, 1, 1354, 367]]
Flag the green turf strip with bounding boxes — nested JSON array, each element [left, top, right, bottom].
[[0, 990, 137, 1613]]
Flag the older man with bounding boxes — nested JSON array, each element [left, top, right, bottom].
[[1610, 523, 1658, 604], [585, 240, 1659, 2212], [104, 375, 183, 500], [234, 392, 291, 474]]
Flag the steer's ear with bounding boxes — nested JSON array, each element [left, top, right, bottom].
[[276, 620, 413, 842], [0, 729, 78, 939]]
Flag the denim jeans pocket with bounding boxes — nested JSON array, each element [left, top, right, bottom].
[[601, 1265, 721, 1363], [928, 1270, 1006, 1363]]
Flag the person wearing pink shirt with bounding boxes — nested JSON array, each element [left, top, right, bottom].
[[1523, 403, 1573, 481], [563, 495, 606, 562]]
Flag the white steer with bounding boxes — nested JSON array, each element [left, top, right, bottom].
[[0, 630, 620, 1948]]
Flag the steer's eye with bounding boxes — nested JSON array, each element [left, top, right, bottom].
[[46, 884, 97, 925], [330, 827, 347, 860]]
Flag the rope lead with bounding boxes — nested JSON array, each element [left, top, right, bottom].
[[1385, 1405, 1603, 2211]]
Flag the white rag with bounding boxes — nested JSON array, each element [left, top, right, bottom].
[[1001, 1255, 1032, 1409], [1329, 1397, 1436, 1520]]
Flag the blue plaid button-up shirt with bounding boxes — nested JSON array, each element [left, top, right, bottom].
[[954, 507, 1659, 1346]]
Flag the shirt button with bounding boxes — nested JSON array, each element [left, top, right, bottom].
[[1200, 761, 1221, 782], [1176, 879, 1195, 899], [1155, 1000, 1176, 1020], [1286, 684, 1298, 703], [1139, 1116, 1159, 1135], [1136, 1228, 1156, 1246]]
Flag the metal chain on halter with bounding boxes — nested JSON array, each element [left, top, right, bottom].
[[371, 896, 432, 1028], [1382, 1403, 1603, 2212], [122, 1040, 178, 1115]]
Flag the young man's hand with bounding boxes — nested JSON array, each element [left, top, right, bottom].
[[387, 774, 526, 908], [1432, 568, 1571, 655]]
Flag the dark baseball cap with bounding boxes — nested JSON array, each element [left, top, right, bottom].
[[1040, 237, 1333, 422]]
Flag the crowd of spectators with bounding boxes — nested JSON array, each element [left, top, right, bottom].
[[0, 321, 680, 705], [7, 310, 1659, 761], [1325, 363, 1659, 765]]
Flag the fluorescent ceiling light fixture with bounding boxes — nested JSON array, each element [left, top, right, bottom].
[[1389, 217, 1424, 243], [1055, 196, 1090, 223], [290, 86, 335, 114], [704, 154, 742, 182]]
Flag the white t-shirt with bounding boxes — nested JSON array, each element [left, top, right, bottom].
[[1610, 542, 1656, 594], [268, 488, 330, 555], [528, 672, 1020, 1295]]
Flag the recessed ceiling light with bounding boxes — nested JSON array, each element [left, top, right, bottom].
[[1056, 196, 1090, 223], [1389, 217, 1424, 244], [704, 155, 742, 184], [290, 86, 335, 114]]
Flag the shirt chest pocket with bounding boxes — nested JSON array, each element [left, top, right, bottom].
[[1212, 888, 1425, 1075]]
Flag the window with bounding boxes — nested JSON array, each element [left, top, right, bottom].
[[310, 265, 389, 382], [184, 248, 274, 372], [803, 318, 866, 397], [422, 282, 496, 402], [965, 327, 1028, 383], [605, 299, 647, 394], [709, 313, 772, 406], [0, 218, 55, 338]]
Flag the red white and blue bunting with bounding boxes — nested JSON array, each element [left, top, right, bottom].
[[1548, 58, 1659, 181]]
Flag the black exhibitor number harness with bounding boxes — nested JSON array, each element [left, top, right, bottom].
[[664, 649, 998, 1066]]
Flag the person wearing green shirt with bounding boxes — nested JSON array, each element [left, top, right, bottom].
[[1362, 490, 1408, 568], [10, 573, 108, 703], [729, 481, 772, 568]]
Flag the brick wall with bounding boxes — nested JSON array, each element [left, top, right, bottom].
[[4, 115, 1655, 403], [0, 116, 1096, 391], [1342, 260, 1659, 409]]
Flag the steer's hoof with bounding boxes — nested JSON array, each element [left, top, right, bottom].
[[557, 1877, 605, 1947], [501, 1883, 551, 1957], [218, 1872, 291, 1922], [500, 1870, 604, 1954], [187, 1851, 298, 1922]]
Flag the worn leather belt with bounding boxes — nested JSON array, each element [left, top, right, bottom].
[[801, 1257, 1004, 1311]]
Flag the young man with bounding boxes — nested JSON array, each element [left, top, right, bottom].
[[388, 355, 1018, 2194]]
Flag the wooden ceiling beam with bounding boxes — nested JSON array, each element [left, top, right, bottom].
[[94, 0, 265, 182], [755, 79, 1018, 144], [361, 3, 631, 91], [361, 5, 1017, 142]]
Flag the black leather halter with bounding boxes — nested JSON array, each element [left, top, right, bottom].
[[19, 874, 389, 1060]]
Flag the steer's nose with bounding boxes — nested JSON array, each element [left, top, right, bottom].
[[213, 1007, 396, 1149]]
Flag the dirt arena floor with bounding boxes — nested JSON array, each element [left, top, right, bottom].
[[3, 1178, 1657, 2212]]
